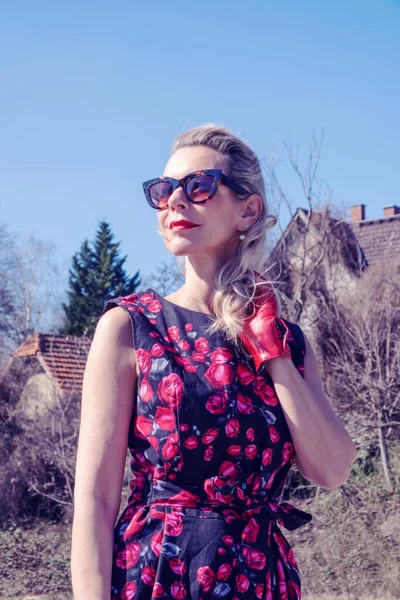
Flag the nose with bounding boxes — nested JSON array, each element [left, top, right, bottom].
[[167, 187, 189, 211]]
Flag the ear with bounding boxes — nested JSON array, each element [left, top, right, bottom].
[[238, 194, 263, 227]]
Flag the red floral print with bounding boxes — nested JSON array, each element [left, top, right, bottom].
[[205, 391, 230, 415], [196, 566, 216, 593], [244, 444, 258, 459], [170, 581, 186, 599], [100, 288, 312, 600], [116, 541, 141, 569], [226, 445, 242, 457], [167, 325, 180, 341], [139, 378, 153, 402], [165, 512, 184, 536], [253, 375, 278, 405], [201, 428, 219, 444], [237, 392, 256, 414], [242, 517, 260, 543], [183, 435, 199, 450], [241, 546, 267, 570], [169, 558, 187, 575], [150, 342, 165, 357], [225, 418, 240, 438], [141, 564, 156, 585], [120, 581, 137, 600], [135, 415, 153, 437], [157, 373, 184, 408], [246, 427, 255, 441], [210, 347, 233, 363], [136, 348, 152, 376], [237, 362, 255, 385], [217, 562, 232, 581], [235, 573, 250, 593], [154, 406, 176, 431], [269, 424, 280, 444], [194, 337, 209, 354], [162, 433, 180, 460], [204, 361, 235, 388]]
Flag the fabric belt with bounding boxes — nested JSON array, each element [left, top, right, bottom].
[[141, 478, 313, 532]]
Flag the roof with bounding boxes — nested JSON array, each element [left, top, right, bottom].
[[350, 213, 400, 266], [268, 207, 400, 269], [13, 333, 92, 396]]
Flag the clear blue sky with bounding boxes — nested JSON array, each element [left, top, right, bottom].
[[1, 0, 399, 283]]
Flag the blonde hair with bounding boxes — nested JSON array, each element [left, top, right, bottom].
[[170, 123, 279, 346]]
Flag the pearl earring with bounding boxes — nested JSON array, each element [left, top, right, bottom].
[[239, 226, 248, 240]]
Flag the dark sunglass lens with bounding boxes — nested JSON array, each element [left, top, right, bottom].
[[186, 175, 215, 201], [149, 182, 173, 208]]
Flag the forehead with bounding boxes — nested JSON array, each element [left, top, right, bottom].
[[163, 146, 227, 179]]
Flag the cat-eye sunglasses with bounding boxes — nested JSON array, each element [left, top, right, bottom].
[[143, 169, 250, 211]]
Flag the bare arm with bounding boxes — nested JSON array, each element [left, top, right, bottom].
[[267, 332, 357, 488], [71, 306, 137, 600]]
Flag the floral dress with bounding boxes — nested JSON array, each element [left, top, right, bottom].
[[100, 287, 312, 600]]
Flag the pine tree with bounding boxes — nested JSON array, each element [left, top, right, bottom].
[[62, 221, 141, 337]]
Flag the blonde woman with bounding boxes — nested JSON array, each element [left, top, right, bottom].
[[71, 124, 357, 600]]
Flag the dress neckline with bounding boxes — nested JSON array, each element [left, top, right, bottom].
[[149, 288, 215, 319]]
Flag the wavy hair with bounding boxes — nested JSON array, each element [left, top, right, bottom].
[[170, 123, 279, 347]]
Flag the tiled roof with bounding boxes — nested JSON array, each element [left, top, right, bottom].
[[268, 207, 400, 270], [14, 333, 92, 395], [350, 214, 400, 266]]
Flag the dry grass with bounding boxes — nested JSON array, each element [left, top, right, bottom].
[[1, 454, 400, 599]]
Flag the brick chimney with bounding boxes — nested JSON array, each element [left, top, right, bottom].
[[350, 204, 366, 223], [383, 205, 400, 218]]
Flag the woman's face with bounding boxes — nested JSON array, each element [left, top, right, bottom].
[[157, 146, 254, 262]]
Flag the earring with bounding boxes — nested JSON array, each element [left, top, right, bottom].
[[239, 225, 248, 240]]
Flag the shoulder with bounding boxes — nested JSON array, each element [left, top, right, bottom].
[[97, 291, 149, 341], [99, 289, 153, 322], [101, 291, 143, 314], [94, 295, 142, 376]]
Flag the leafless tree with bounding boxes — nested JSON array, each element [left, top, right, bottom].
[[263, 132, 364, 328], [141, 258, 184, 296], [318, 259, 400, 490], [0, 225, 65, 364]]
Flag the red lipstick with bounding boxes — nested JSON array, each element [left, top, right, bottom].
[[169, 220, 200, 230]]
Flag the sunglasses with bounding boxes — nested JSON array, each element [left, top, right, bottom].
[[142, 169, 250, 211]]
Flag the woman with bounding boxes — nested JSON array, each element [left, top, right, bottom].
[[71, 124, 357, 600]]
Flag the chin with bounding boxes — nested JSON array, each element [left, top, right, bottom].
[[165, 238, 195, 250], [165, 241, 206, 258]]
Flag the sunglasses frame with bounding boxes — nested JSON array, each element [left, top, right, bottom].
[[142, 169, 250, 211]]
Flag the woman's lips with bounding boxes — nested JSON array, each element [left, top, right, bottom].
[[171, 223, 200, 230]]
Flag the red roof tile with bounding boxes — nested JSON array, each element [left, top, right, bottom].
[[350, 214, 400, 266], [14, 334, 92, 396], [268, 207, 400, 270]]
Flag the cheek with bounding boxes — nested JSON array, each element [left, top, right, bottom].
[[205, 219, 237, 244], [157, 212, 167, 228]]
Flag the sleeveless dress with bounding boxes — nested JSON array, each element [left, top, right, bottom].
[[100, 287, 312, 600]]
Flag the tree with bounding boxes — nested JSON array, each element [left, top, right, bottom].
[[0, 223, 64, 367], [264, 132, 364, 336], [318, 259, 400, 491], [62, 220, 141, 337], [140, 258, 184, 296]]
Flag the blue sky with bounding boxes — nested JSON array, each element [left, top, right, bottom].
[[1, 0, 399, 284]]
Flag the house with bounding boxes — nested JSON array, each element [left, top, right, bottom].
[[2, 333, 91, 419], [4, 204, 400, 414], [266, 203, 400, 337], [348, 204, 400, 266]]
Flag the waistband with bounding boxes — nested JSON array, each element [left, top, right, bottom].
[[143, 478, 312, 532]]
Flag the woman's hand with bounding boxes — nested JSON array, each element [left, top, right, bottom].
[[239, 282, 291, 372]]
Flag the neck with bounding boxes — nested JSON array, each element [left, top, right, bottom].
[[178, 257, 219, 314]]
